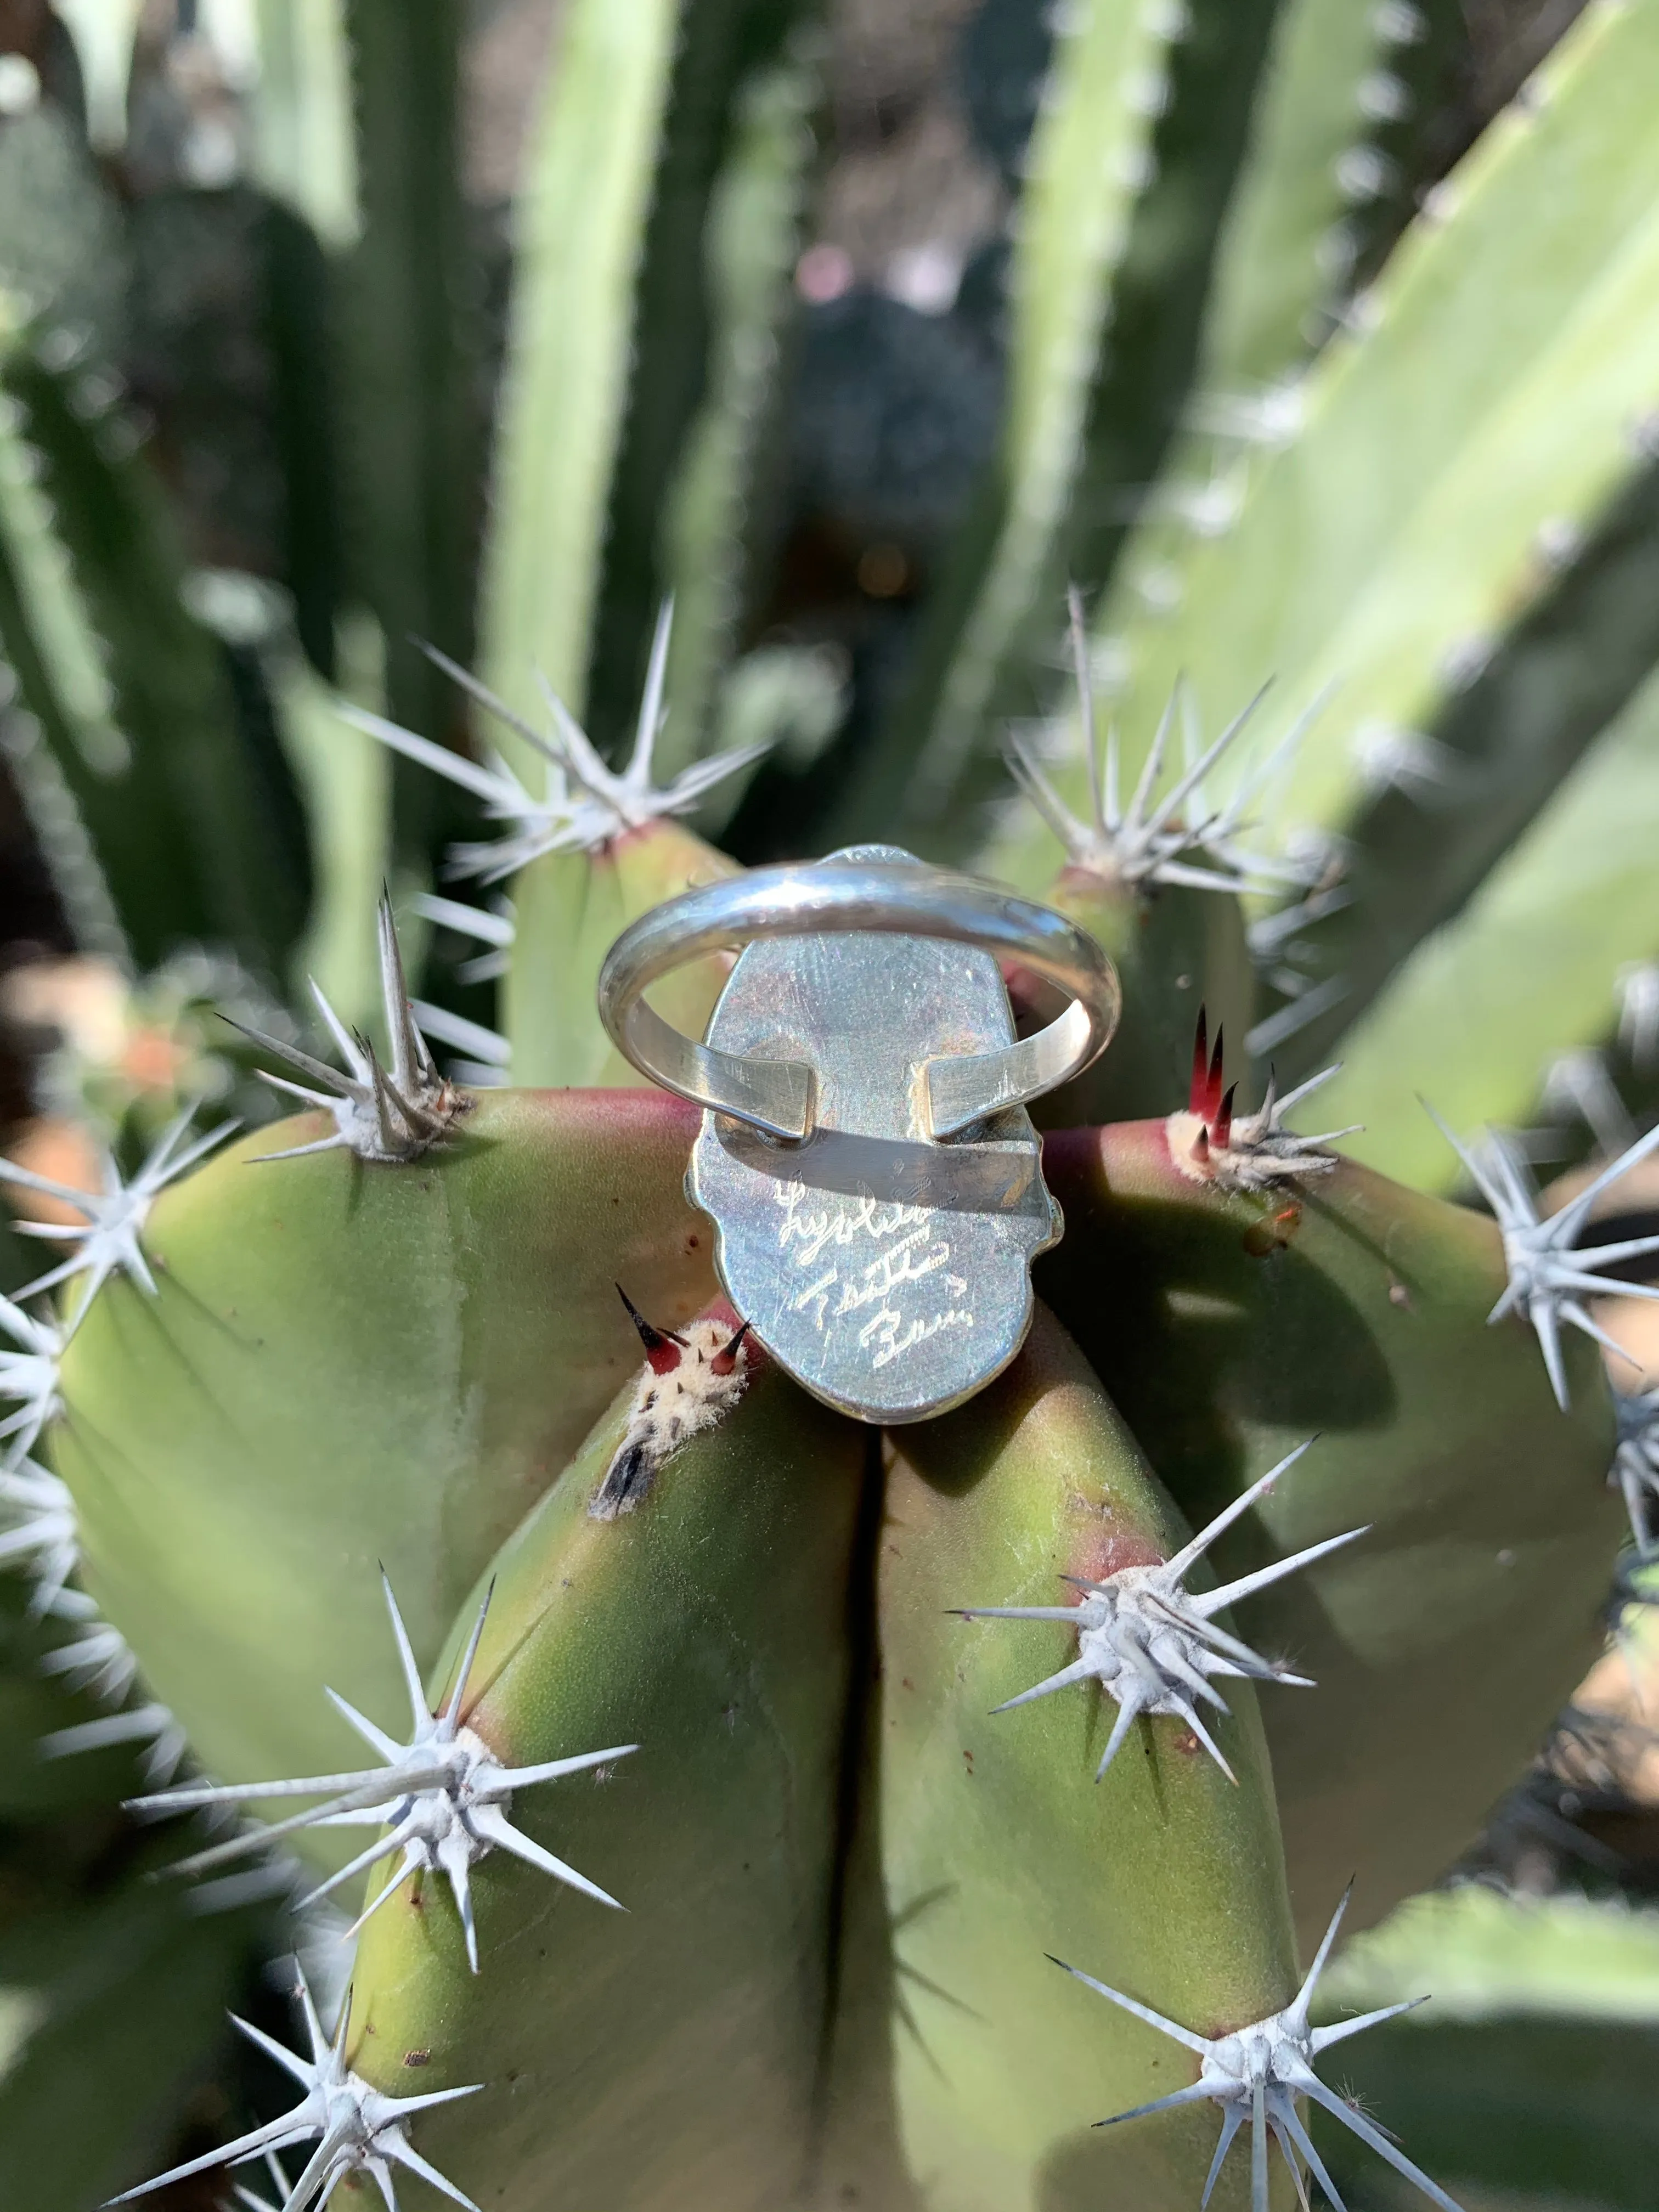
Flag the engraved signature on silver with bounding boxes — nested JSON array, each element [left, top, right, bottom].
[[775, 1185, 975, 1363]]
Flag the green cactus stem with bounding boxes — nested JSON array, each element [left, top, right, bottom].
[[0, 324, 312, 980], [1039, 1103, 1623, 1944], [49, 1089, 715, 1799], [839, 0, 1283, 846], [0, 1838, 273, 2212], [338, 1322, 870, 2212], [873, 1304, 1297, 2212], [655, 40, 821, 782]]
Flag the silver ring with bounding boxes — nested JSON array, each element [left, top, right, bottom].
[[596, 860, 1120, 1141]]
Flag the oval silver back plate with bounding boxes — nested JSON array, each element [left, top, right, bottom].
[[688, 848, 1062, 1423]]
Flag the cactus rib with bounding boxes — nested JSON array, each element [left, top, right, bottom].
[[129, 1575, 637, 1972], [0, 1107, 236, 1320], [956, 1443, 1364, 1782], [1425, 1103, 1659, 1409], [106, 1965, 483, 2210], [239, 893, 463, 1164], [1054, 1887, 1462, 2212]]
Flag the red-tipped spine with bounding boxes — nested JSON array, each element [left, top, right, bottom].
[[1188, 1009, 1227, 1125], [1205, 1029, 1226, 1124], [1189, 1008, 1210, 1116], [617, 1284, 687, 1375], [1212, 1083, 1237, 1153], [710, 1320, 751, 1378]]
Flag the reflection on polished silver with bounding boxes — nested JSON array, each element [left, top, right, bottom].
[[599, 847, 1119, 1424], [596, 856, 1119, 1139]]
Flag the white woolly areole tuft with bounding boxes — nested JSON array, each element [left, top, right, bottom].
[[1165, 1057, 1358, 1194], [591, 1317, 753, 1520]]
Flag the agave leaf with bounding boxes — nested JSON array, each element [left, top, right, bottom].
[[338, 0, 479, 798], [345, 1337, 870, 2212], [1310, 659, 1659, 1188], [1200, 0, 1429, 391], [52, 1093, 717, 1805], [1255, 454, 1659, 1079], [250, 0, 361, 250], [1001, 0, 1659, 949], [832, 0, 1281, 848], [1041, 1121, 1622, 1948], [1013, 0, 1448, 821], [480, 0, 685, 746], [655, 39, 821, 786]]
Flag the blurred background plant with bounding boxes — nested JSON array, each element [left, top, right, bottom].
[[3, 1, 1659, 2207]]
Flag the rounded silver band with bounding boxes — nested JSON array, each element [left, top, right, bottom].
[[596, 860, 1120, 1141]]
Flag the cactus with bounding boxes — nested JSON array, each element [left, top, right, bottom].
[[8, 4, 1659, 2208]]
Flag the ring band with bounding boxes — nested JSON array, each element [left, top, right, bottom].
[[596, 860, 1120, 1141]]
